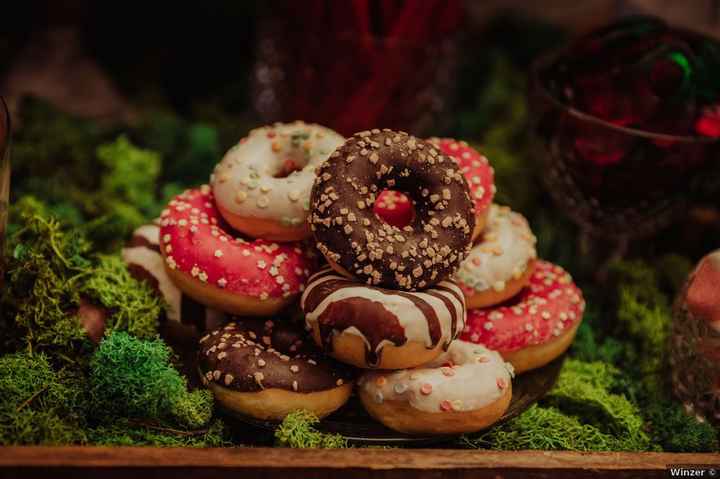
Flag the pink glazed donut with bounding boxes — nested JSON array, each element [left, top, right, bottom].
[[460, 260, 585, 374], [428, 138, 495, 240], [159, 186, 316, 316]]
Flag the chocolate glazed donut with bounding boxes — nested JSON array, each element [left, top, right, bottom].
[[301, 268, 466, 369], [309, 129, 475, 291]]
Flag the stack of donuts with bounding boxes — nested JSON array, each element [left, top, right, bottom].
[[121, 122, 585, 436]]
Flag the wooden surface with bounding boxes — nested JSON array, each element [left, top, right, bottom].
[[0, 447, 718, 478]]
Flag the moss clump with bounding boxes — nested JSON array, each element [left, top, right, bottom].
[[0, 353, 88, 445], [81, 254, 162, 339], [465, 405, 617, 451], [275, 410, 348, 448], [1, 202, 161, 361], [2, 202, 93, 360], [544, 360, 651, 451], [95, 135, 162, 228], [645, 400, 719, 452], [89, 332, 212, 429]]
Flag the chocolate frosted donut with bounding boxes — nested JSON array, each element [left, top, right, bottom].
[[309, 129, 475, 291], [199, 319, 355, 420], [301, 267, 466, 369]]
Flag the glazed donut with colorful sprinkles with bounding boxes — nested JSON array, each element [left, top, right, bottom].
[[310, 129, 475, 291], [159, 186, 316, 316], [454, 205, 537, 309], [461, 260, 585, 374], [199, 319, 355, 421], [428, 137, 495, 241], [358, 340, 513, 434], [211, 122, 344, 242], [301, 267, 466, 370]]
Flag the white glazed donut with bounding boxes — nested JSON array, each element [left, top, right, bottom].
[[211, 122, 344, 241], [358, 340, 513, 434], [301, 267, 466, 370], [454, 205, 537, 308]]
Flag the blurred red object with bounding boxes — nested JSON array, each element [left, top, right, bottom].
[[252, 0, 462, 136]]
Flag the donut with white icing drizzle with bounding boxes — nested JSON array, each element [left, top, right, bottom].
[[211, 122, 344, 241], [428, 138, 495, 240], [461, 260, 585, 374], [309, 129, 475, 291], [122, 222, 227, 334], [358, 340, 513, 434], [454, 205, 537, 309], [301, 267, 466, 369], [159, 187, 317, 316]]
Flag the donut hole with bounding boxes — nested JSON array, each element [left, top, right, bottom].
[[373, 190, 415, 228], [273, 158, 304, 178]]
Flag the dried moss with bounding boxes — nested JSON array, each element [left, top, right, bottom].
[[464, 405, 617, 451], [87, 419, 230, 447], [81, 254, 162, 340], [275, 410, 348, 448]]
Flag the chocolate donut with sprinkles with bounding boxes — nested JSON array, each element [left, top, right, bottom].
[[309, 129, 475, 291], [199, 319, 355, 421], [301, 267, 466, 369], [159, 186, 316, 316], [461, 260, 585, 374], [358, 340, 513, 434], [428, 138, 495, 241]]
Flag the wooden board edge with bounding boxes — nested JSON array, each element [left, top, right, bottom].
[[0, 447, 717, 470]]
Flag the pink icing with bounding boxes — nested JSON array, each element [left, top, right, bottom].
[[372, 190, 414, 227], [159, 186, 316, 300], [428, 138, 495, 216], [460, 261, 585, 352]]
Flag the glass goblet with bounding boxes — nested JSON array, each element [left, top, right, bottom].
[[529, 48, 720, 267]]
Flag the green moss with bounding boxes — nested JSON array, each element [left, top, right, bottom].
[[464, 405, 617, 451], [275, 410, 348, 448], [87, 419, 230, 447], [96, 135, 162, 220], [89, 332, 213, 429], [545, 360, 651, 451], [0, 353, 88, 445], [645, 400, 719, 452], [2, 203, 93, 361], [81, 254, 162, 339]]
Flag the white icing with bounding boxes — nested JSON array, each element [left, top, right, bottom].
[[122, 246, 182, 322], [360, 341, 513, 413], [302, 269, 465, 355], [454, 204, 537, 293], [211, 122, 344, 226], [133, 224, 161, 246]]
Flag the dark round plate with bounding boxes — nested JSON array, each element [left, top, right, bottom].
[[219, 353, 566, 446]]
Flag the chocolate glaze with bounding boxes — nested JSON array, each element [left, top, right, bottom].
[[198, 319, 356, 393], [302, 268, 464, 366], [309, 129, 475, 290], [316, 296, 407, 367]]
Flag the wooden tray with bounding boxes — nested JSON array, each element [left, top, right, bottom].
[[222, 353, 566, 446], [0, 447, 717, 478]]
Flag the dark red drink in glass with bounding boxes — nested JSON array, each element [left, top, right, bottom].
[[529, 19, 720, 242]]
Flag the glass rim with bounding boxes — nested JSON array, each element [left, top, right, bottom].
[[530, 46, 719, 144]]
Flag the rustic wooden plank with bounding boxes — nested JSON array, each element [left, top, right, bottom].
[[0, 447, 717, 478]]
